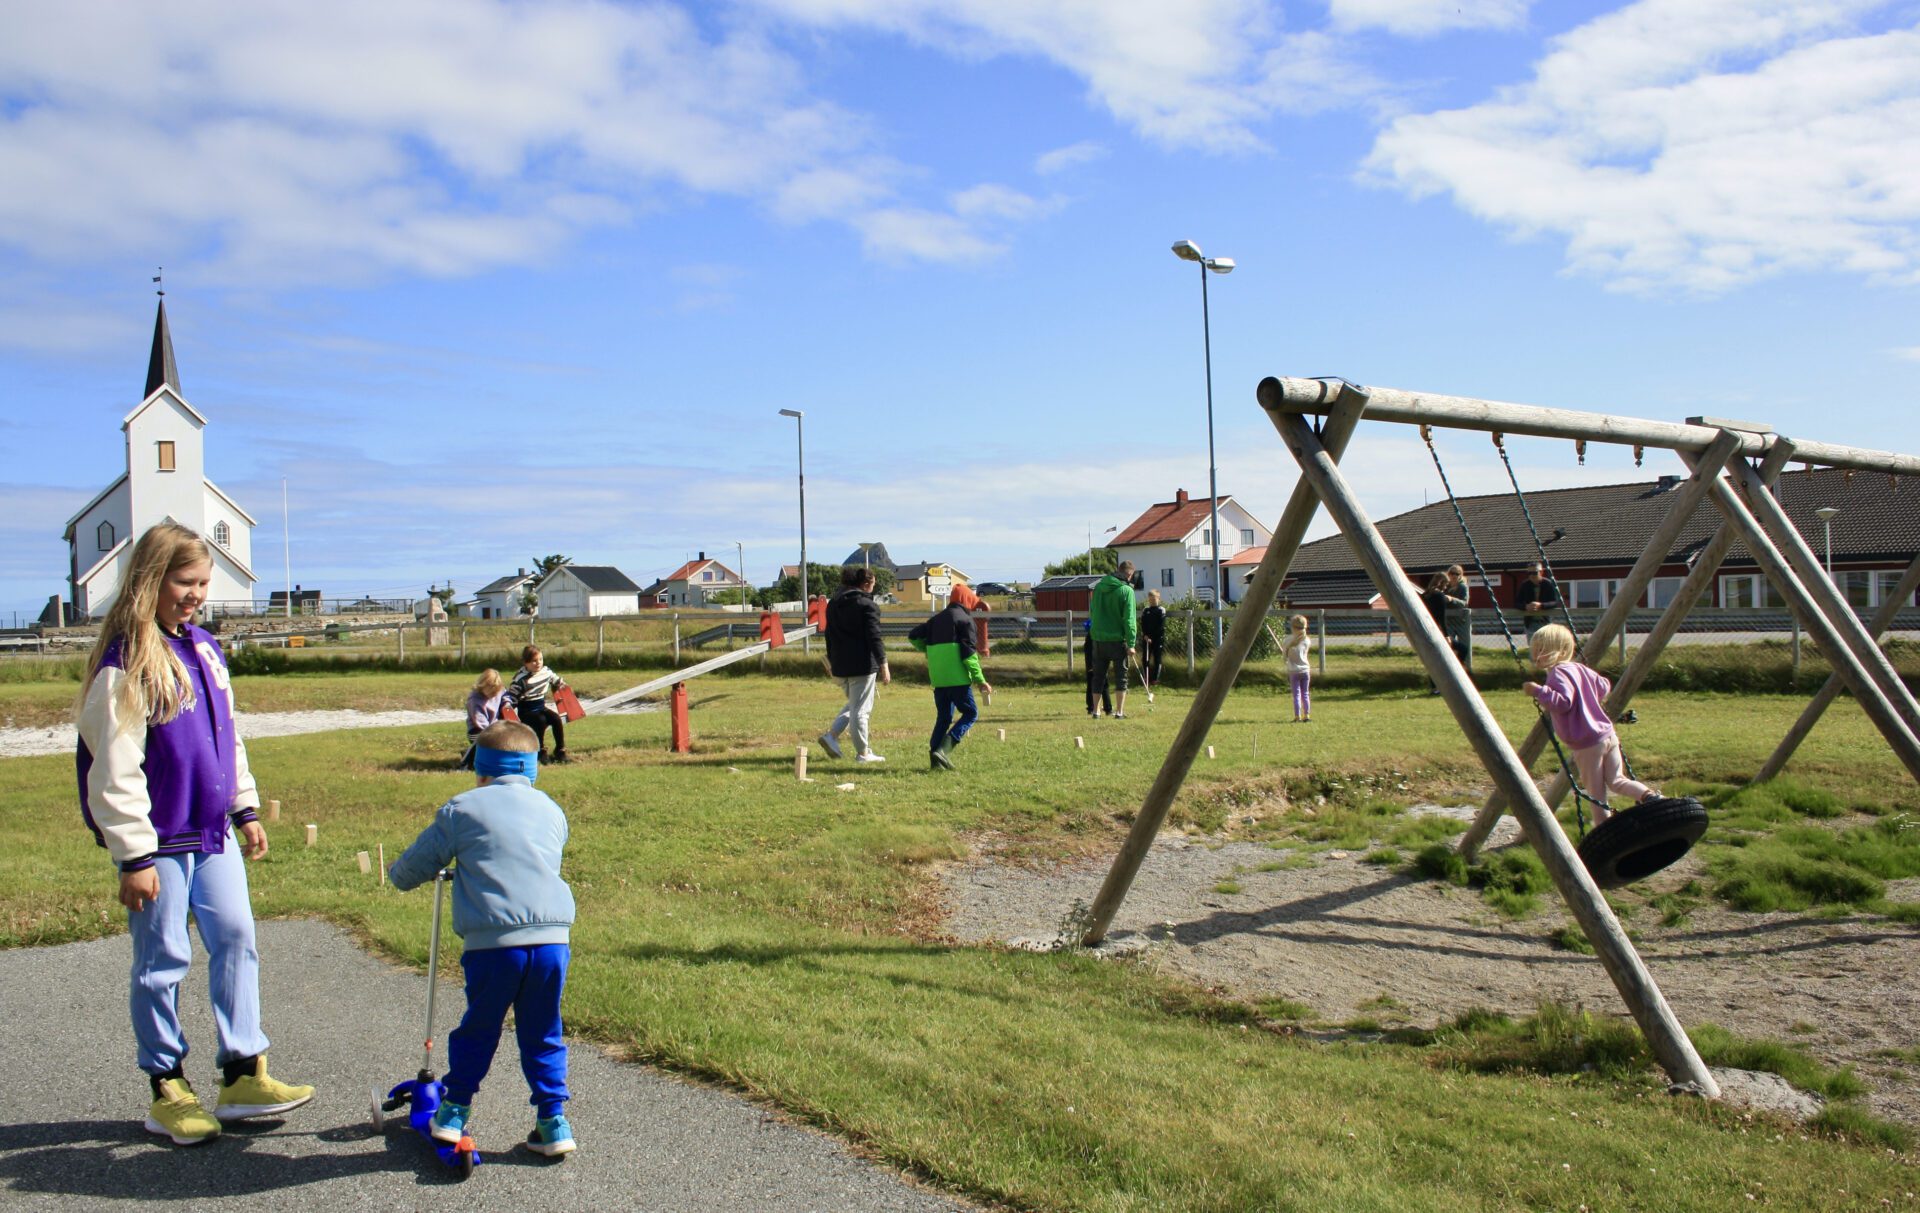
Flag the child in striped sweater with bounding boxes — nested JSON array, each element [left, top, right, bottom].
[[506, 645, 571, 763]]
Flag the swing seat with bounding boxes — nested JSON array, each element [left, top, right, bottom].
[[1576, 796, 1709, 888]]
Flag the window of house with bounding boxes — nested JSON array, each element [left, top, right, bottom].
[[1835, 570, 1873, 608], [1719, 575, 1787, 608], [97, 521, 115, 551], [1874, 569, 1917, 607], [701, 570, 713, 582], [212, 521, 230, 548], [1646, 576, 1685, 609], [157, 441, 175, 471], [1161, 568, 1175, 587], [1200, 529, 1212, 545], [1565, 578, 1622, 608], [1240, 528, 1255, 546]]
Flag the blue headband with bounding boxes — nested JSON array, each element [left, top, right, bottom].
[[475, 747, 538, 782]]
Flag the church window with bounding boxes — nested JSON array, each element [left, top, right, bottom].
[[157, 441, 176, 471], [97, 521, 115, 551], [213, 521, 231, 547]]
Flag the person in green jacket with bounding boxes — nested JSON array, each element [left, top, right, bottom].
[[907, 583, 993, 770], [1088, 561, 1139, 719]]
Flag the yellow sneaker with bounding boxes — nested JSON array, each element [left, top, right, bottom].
[[215, 1056, 315, 1121], [146, 1077, 221, 1146]]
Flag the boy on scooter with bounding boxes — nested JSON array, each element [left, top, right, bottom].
[[388, 720, 578, 1157]]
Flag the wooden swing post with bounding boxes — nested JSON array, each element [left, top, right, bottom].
[[1725, 455, 1920, 732], [1757, 552, 1920, 783], [1685, 449, 1920, 781], [1278, 413, 1719, 1096], [1079, 379, 1370, 947]]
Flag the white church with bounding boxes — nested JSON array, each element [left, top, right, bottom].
[[63, 300, 258, 619]]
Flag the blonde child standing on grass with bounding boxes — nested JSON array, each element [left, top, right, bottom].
[[1284, 614, 1313, 722], [1522, 623, 1660, 824], [75, 522, 314, 1147]]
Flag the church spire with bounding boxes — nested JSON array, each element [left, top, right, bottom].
[[145, 294, 179, 398]]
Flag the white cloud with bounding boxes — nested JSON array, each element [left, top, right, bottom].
[[1363, 0, 1920, 292], [856, 208, 1007, 263], [1893, 346, 1920, 362], [743, 0, 1389, 152], [1328, 0, 1533, 37], [1034, 140, 1107, 174], [0, 0, 1048, 282]]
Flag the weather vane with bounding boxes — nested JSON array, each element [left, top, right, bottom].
[[153, 267, 164, 298]]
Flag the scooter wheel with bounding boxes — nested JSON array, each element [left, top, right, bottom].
[[456, 1144, 477, 1180], [369, 1088, 386, 1132]]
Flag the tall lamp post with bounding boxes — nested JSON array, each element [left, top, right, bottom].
[[735, 540, 747, 611], [1172, 239, 1234, 646], [779, 408, 809, 651], [1816, 505, 1840, 585]]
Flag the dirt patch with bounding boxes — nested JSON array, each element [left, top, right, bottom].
[[939, 807, 1920, 1130]]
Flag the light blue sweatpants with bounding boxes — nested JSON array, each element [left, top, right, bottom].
[[126, 837, 271, 1075]]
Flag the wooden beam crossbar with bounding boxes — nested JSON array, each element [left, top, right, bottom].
[[1258, 377, 1920, 476], [591, 625, 818, 713]]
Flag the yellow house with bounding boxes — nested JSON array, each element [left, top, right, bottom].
[[892, 561, 970, 607]]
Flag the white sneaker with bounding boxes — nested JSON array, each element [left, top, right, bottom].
[[855, 752, 887, 764], [818, 732, 843, 759]]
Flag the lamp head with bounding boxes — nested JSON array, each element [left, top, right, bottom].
[[1171, 239, 1204, 263], [1204, 257, 1235, 274], [779, 408, 804, 419], [1815, 506, 1841, 522]]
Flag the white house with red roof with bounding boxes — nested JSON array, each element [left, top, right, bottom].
[[1108, 488, 1271, 605], [63, 299, 258, 619], [640, 552, 746, 608]]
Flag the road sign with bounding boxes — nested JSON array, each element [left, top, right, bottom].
[[925, 576, 953, 595]]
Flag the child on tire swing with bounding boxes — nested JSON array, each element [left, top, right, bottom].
[[1522, 623, 1660, 824]]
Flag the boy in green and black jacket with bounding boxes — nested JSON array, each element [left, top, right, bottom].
[[908, 583, 994, 770]]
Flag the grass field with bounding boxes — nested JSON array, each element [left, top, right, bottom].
[[5, 665, 1919, 1211]]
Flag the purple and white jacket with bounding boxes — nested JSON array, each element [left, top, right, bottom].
[[76, 623, 260, 873]]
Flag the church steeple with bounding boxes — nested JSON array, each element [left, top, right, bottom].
[[145, 297, 179, 398]]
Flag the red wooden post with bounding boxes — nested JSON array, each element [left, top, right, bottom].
[[759, 610, 786, 648], [975, 614, 990, 656], [670, 681, 691, 753]]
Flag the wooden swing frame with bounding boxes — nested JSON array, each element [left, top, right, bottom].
[[1079, 376, 1920, 1095]]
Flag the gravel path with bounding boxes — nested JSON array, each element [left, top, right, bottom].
[[0, 920, 972, 1212], [942, 813, 1920, 1129], [0, 702, 657, 760]]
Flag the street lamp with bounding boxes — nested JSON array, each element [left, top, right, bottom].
[[1815, 506, 1840, 576], [1172, 239, 1235, 646], [779, 408, 809, 650], [735, 540, 747, 611]]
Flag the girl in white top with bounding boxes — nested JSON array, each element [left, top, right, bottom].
[[1284, 614, 1313, 722]]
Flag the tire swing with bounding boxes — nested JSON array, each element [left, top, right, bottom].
[[1576, 796, 1709, 889], [1423, 428, 1708, 888]]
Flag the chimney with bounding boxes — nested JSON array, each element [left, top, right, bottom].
[[697, 550, 706, 561], [1656, 475, 1680, 492], [518, 567, 526, 577], [1175, 488, 1189, 506]]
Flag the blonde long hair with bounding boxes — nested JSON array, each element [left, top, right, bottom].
[[77, 523, 210, 729]]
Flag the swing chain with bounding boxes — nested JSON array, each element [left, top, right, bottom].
[[1633, 444, 1644, 468], [1576, 439, 1587, 466]]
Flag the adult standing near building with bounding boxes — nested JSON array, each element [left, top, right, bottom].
[[1139, 589, 1167, 687], [819, 565, 889, 763], [1088, 560, 1139, 719], [1444, 564, 1474, 674], [1514, 561, 1561, 638]]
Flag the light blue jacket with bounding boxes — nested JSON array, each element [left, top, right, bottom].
[[388, 775, 575, 950]]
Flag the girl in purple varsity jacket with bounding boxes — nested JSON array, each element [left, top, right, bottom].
[[75, 523, 314, 1146]]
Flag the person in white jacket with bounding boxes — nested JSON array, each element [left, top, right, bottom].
[[1284, 614, 1314, 722]]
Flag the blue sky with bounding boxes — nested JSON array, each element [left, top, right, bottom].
[[2, 0, 1917, 621]]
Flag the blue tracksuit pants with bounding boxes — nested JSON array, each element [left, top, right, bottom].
[[930, 684, 977, 752], [445, 944, 570, 1118], [128, 839, 271, 1075]]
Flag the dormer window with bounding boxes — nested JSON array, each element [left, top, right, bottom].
[[97, 521, 115, 551], [213, 521, 231, 548], [157, 441, 176, 471]]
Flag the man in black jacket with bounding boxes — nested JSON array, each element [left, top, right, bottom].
[[1514, 561, 1561, 637], [819, 565, 890, 762]]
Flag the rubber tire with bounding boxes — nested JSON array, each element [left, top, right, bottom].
[[1576, 796, 1709, 889], [457, 1146, 477, 1180]]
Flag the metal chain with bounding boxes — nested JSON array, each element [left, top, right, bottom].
[[1422, 425, 1602, 838]]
